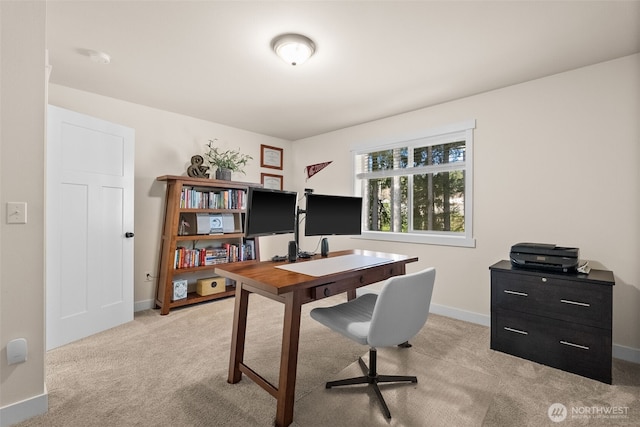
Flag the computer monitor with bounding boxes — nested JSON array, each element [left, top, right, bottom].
[[304, 194, 363, 236], [244, 187, 298, 238]]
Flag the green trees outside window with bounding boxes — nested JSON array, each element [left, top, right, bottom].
[[357, 140, 467, 236]]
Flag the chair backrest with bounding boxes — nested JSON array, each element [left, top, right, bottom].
[[367, 267, 436, 348]]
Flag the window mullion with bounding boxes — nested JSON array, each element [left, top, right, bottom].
[[408, 173, 414, 233]]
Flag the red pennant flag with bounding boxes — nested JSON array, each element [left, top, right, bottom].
[[305, 161, 333, 181]]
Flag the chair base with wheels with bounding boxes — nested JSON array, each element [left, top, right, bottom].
[[327, 348, 417, 419]]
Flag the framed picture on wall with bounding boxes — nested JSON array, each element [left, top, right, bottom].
[[260, 144, 283, 170], [261, 173, 283, 190]]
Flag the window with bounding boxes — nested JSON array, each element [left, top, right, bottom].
[[353, 120, 475, 247]]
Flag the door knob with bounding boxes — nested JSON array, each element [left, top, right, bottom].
[[125, 232, 134, 238]]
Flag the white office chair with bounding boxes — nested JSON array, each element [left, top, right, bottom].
[[310, 267, 436, 419]]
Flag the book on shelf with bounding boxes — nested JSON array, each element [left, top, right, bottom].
[[204, 247, 228, 266], [175, 244, 251, 269], [243, 240, 256, 261], [180, 187, 246, 210]]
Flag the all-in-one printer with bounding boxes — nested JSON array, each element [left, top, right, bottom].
[[509, 242, 579, 273]]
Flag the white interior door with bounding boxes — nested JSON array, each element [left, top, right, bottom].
[[46, 105, 134, 350]]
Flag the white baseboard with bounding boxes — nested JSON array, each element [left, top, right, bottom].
[[0, 386, 48, 427], [612, 343, 640, 364], [134, 299, 155, 312], [430, 302, 491, 327], [429, 303, 640, 364]]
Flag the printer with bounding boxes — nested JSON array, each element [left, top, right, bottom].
[[510, 243, 579, 273]]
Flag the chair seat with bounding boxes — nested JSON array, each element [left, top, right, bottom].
[[310, 293, 378, 346]]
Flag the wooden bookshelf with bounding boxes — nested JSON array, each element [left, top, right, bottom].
[[155, 175, 261, 314]]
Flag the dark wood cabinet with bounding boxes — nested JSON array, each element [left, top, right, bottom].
[[490, 260, 614, 383]]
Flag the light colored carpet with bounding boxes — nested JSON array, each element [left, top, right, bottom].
[[294, 348, 498, 426], [14, 293, 640, 426]]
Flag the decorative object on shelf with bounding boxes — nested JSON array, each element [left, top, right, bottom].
[[260, 144, 283, 170], [178, 218, 191, 236], [172, 279, 188, 301], [305, 161, 333, 181], [216, 168, 232, 181], [186, 155, 210, 178], [204, 139, 252, 180], [261, 173, 283, 190], [196, 277, 226, 296]]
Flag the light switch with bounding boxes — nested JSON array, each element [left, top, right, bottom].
[[7, 202, 27, 224]]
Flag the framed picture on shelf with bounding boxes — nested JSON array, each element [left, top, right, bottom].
[[261, 173, 283, 190], [260, 144, 283, 170]]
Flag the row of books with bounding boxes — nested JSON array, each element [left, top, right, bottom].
[[180, 187, 246, 210], [174, 241, 256, 269]]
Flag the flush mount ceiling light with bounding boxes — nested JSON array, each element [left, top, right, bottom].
[[271, 33, 316, 66]]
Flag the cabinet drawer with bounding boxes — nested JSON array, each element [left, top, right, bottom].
[[491, 309, 612, 383], [492, 271, 612, 328]]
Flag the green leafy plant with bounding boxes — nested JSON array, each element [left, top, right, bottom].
[[203, 139, 252, 174]]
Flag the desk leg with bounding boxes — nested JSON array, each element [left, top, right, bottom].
[[228, 284, 250, 384], [275, 291, 303, 427]]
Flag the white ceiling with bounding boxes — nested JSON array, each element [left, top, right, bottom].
[[46, 1, 640, 141]]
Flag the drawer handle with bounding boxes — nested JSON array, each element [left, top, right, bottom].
[[560, 340, 590, 350], [504, 327, 528, 335], [504, 290, 528, 297], [560, 299, 590, 307]]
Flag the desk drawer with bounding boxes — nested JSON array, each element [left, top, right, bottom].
[[492, 271, 612, 328], [491, 309, 611, 383], [312, 265, 399, 300]]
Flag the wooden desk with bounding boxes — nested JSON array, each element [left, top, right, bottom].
[[215, 249, 418, 427]]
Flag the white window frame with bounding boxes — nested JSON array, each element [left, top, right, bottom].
[[352, 119, 476, 248]]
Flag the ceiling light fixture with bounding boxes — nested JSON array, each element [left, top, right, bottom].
[[271, 33, 315, 66]]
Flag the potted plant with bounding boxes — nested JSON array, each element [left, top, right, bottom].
[[203, 139, 252, 180]]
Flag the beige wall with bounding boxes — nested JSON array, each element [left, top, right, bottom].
[[0, 0, 47, 416], [47, 84, 293, 306], [293, 54, 640, 352]]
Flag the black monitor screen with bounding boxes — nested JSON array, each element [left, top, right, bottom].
[[304, 194, 363, 236], [244, 187, 297, 238]]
